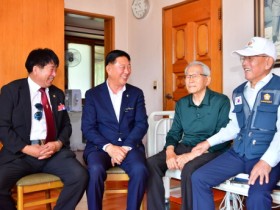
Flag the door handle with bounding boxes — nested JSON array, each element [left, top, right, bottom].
[[165, 93, 173, 99]]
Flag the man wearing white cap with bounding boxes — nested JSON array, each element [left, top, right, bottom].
[[191, 37, 280, 210]]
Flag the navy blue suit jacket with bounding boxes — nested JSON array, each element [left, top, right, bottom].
[[82, 82, 148, 158]]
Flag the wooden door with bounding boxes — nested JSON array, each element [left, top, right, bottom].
[[0, 0, 64, 89], [163, 0, 222, 110]]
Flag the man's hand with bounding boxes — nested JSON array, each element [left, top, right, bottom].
[[166, 146, 179, 170], [21, 144, 43, 158], [248, 160, 272, 185], [106, 144, 128, 166], [192, 140, 210, 156], [176, 152, 197, 170], [38, 141, 61, 160], [21, 141, 63, 160]]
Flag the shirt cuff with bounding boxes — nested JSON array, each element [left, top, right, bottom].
[[103, 143, 111, 152], [122, 146, 132, 151], [261, 151, 278, 167]]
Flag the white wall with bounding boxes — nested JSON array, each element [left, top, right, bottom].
[[127, 0, 183, 115], [64, 0, 269, 114], [222, 0, 254, 98]]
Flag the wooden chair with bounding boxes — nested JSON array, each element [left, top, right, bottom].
[[105, 166, 144, 210], [16, 173, 63, 210]]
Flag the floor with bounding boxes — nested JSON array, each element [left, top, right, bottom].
[[73, 151, 227, 210], [20, 151, 240, 210], [75, 189, 227, 210]]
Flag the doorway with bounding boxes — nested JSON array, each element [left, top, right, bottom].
[[163, 0, 222, 110], [64, 9, 115, 99]]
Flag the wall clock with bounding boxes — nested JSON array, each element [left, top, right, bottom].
[[131, 0, 150, 19]]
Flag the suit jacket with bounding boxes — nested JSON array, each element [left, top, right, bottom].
[[82, 82, 148, 158], [0, 78, 72, 165]]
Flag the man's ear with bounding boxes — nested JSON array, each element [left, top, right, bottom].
[[265, 57, 274, 70], [105, 64, 110, 74], [32, 65, 39, 74], [206, 76, 211, 86]]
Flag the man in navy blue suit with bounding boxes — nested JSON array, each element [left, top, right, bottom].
[[82, 50, 149, 210]]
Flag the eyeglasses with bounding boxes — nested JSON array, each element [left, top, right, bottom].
[[239, 55, 267, 63], [185, 74, 207, 79], [34, 103, 43, 121]]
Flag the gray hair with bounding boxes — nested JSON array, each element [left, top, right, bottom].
[[184, 61, 211, 76]]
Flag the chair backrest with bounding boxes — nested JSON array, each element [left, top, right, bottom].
[[147, 111, 174, 157]]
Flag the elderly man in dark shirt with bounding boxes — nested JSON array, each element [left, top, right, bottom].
[[147, 61, 231, 210]]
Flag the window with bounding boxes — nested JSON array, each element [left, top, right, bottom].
[[65, 36, 105, 99]]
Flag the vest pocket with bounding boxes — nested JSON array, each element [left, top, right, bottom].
[[233, 105, 244, 128], [249, 134, 271, 157], [233, 134, 243, 153], [253, 105, 278, 130]]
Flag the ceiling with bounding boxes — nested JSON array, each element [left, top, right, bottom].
[[65, 13, 105, 40]]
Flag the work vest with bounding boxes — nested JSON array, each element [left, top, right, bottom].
[[232, 74, 280, 159]]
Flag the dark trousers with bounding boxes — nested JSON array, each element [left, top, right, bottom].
[[85, 146, 149, 210], [147, 143, 222, 210], [192, 148, 280, 210], [0, 148, 89, 210]]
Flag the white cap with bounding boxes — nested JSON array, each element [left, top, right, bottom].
[[232, 37, 277, 61]]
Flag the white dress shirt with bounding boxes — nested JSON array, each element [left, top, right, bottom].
[[102, 81, 132, 152], [28, 77, 52, 141], [207, 73, 280, 167]]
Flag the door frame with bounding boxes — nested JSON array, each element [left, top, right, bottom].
[[64, 9, 115, 69]]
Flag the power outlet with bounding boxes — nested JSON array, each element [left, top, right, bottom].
[[153, 81, 157, 90]]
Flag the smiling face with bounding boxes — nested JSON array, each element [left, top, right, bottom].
[[30, 62, 57, 88], [240, 55, 274, 88], [185, 64, 211, 95], [106, 56, 131, 90]]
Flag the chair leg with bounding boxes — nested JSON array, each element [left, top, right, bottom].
[[140, 200, 144, 210], [17, 186, 24, 210], [163, 176, 171, 202], [45, 189, 52, 210]]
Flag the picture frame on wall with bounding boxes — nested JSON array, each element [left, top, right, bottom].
[[255, 0, 280, 66]]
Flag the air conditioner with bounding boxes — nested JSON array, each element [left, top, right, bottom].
[[65, 89, 82, 112]]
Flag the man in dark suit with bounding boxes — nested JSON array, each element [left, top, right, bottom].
[[0, 48, 88, 210], [82, 50, 149, 210]]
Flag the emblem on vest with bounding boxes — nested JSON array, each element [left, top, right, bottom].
[[261, 93, 273, 104], [234, 96, 242, 105]]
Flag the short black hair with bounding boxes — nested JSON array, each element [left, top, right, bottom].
[[25, 48, 59, 73], [105, 50, 130, 66]]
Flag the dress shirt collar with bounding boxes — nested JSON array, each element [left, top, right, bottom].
[[28, 77, 50, 93], [244, 72, 273, 92], [106, 80, 126, 95]]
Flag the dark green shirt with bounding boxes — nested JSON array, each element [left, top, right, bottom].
[[165, 88, 231, 153]]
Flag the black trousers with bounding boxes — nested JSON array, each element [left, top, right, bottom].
[[147, 143, 222, 210], [0, 148, 89, 210]]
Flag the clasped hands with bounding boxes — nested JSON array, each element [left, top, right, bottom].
[[166, 150, 196, 170], [22, 141, 62, 160], [166, 142, 210, 170], [106, 144, 130, 166]]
